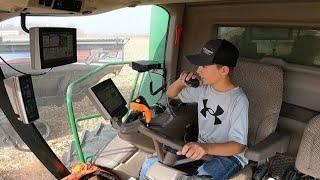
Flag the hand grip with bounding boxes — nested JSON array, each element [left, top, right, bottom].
[[129, 102, 153, 123]]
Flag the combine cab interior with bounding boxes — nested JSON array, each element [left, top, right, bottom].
[[1, 1, 320, 180]]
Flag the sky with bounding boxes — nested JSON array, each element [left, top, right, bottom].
[[0, 5, 152, 35]]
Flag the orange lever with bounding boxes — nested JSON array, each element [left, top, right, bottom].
[[129, 102, 153, 124]]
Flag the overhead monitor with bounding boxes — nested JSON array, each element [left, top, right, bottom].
[[4, 75, 39, 124], [87, 78, 128, 120], [30, 27, 77, 70]]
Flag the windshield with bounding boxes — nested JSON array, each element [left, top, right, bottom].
[[0, 5, 169, 179]]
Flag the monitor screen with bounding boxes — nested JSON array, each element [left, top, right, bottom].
[[30, 27, 77, 69], [19, 75, 39, 122], [91, 79, 127, 118]]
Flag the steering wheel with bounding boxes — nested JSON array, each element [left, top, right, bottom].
[[138, 124, 211, 166]]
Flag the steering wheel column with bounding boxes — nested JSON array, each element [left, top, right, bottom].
[[138, 124, 184, 166]]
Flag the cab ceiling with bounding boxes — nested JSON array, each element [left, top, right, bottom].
[[0, 0, 308, 22]]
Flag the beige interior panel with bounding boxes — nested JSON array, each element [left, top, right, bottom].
[[261, 58, 320, 107], [278, 116, 306, 156], [2, 1, 320, 22], [146, 161, 186, 180], [93, 135, 137, 169], [261, 57, 320, 112], [114, 150, 151, 179], [259, 57, 320, 155], [163, 3, 186, 85]]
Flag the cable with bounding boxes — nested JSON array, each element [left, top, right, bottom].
[[150, 72, 163, 77], [0, 56, 52, 76], [139, 69, 181, 118], [148, 71, 166, 96], [166, 95, 177, 117], [149, 70, 165, 78], [147, 71, 178, 117], [148, 71, 153, 80]]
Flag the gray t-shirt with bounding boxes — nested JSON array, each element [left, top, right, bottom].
[[178, 85, 249, 167]]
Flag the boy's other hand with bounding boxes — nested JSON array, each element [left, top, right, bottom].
[[177, 142, 207, 160]]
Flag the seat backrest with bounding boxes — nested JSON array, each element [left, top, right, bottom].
[[295, 114, 320, 178], [231, 58, 284, 146]]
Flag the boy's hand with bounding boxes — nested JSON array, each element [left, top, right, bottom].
[[167, 71, 197, 99], [177, 142, 207, 160], [178, 71, 197, 85]]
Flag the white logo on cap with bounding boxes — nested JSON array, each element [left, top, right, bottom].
[[202, 47, 214, 56]]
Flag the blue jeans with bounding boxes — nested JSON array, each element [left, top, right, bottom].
[[139, 156, 242, 180], [139, 156, 158, 180], [197, 156, 242, 179]]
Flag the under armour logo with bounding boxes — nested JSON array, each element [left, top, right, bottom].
[[200, 99, 224, 125]]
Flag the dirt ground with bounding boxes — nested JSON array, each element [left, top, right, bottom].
[[0, 36, 149, 180]]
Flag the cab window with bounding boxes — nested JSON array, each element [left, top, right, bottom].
[[218, 26, 320, 67]]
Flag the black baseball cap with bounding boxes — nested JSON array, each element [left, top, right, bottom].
[[186, 39, 239, 67]]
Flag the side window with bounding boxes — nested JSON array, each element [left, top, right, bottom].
[[0, 5, 167, 179], [138, 6, 169, 105], [218, 26, 320, 67]]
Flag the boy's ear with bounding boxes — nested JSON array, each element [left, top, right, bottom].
[[220, 66, 230, 76]]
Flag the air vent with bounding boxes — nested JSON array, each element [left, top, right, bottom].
[[52, 0, 82, 12], [39, 0, 82, 12], [39, 0, 54, 7]]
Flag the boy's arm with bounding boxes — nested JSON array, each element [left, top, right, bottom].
[[166, 80, 185, 99], [177, 141, 245, 160], [166, 71, 197, 99], [204, 141, 245, 156]]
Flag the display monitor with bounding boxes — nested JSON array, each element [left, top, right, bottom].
[[87, 78, 128, 119], [4, 75, 39, 124], [30, 27, 77, 69]]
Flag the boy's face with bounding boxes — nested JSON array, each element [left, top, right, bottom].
[[196, 64, 230, 85]]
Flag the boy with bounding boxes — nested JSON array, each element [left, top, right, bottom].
[[140, 39, 248, 180]]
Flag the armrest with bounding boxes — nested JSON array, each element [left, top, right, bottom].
[[245, 132, 290, 164]]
